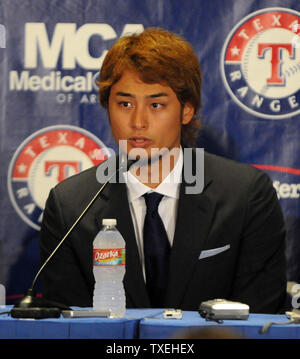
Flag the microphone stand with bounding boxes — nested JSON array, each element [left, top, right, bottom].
[[11, 157, 137, 319]]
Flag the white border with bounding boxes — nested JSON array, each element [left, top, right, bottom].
[[220, 7, 300, 120], [7, 124, 110, 231]]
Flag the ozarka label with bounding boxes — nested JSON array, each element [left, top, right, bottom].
[[93, 248, 125, 266]]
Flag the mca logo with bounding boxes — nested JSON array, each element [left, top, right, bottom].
[[7, 125, 109, 230], [0, 24, 6, 48], [221, 8, 300, 119]]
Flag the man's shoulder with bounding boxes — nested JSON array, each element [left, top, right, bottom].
[[204, 151, 257, 173], [52, 164, 100, 199], [203, 150, 271, 189]]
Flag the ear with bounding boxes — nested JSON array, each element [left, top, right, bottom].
[[182, 102, 195, 125]]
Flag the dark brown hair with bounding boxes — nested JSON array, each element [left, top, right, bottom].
[[99, 28, 202, 146]]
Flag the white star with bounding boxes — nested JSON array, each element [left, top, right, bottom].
[[17, 163, 27, 173], [231, 46, 240, 56]]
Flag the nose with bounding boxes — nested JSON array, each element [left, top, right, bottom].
[[130, 105, 148, 130]]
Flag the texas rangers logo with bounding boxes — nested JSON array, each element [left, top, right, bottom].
[[221, 8, 300, 119], [7, 125, 108, 230]]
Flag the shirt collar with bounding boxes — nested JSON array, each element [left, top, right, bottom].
[[124, 147, 183, 202]]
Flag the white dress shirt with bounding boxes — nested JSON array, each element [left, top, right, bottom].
[[123, 148, 183, 279]]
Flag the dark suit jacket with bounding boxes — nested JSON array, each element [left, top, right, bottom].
[[40, 150, 287, 313]]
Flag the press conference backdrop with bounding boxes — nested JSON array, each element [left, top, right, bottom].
[[1, 0, 300, 303]]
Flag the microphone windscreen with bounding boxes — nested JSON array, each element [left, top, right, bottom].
[[126, 158, 139, 169]]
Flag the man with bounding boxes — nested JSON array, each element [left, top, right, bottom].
[[40, 28, 287, 313]]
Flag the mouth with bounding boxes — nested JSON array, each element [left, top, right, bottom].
[[128, 136, 152, 148]]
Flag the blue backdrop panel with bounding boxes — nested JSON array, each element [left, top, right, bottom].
[[0, 0, 299, 303]]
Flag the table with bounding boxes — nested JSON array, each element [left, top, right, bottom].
[[1, 307, 300, 339], [0, 306, 163, 339], [139, 311, 300, 339]]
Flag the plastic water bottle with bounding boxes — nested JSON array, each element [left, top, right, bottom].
[[93, 219, 126, 318], [0, 284, 5, 307]]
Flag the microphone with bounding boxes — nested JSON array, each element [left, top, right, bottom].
[[11, 157, 138, 319]]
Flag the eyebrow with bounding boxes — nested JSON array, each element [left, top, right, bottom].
[[115, 91, 169, 99]]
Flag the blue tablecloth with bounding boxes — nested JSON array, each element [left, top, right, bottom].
[[0, 306, 163, 339], [1, 306, 299, 339], [139, 311, 300, 339]]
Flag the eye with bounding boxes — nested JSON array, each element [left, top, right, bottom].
[[119, 101, 132, 108], [151, 103, 163, 109]]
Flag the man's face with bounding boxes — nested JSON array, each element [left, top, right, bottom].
[[108, 70, 194, 162]]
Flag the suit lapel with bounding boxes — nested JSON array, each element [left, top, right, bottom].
[[95, 180, 150, 308], [165, 151, 215, 308]]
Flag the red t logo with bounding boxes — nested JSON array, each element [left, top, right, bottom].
[[257, 43, 294, 85], [44, 161, 80, 183]]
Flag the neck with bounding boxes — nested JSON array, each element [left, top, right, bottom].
[[130, 147, 181, 188]]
